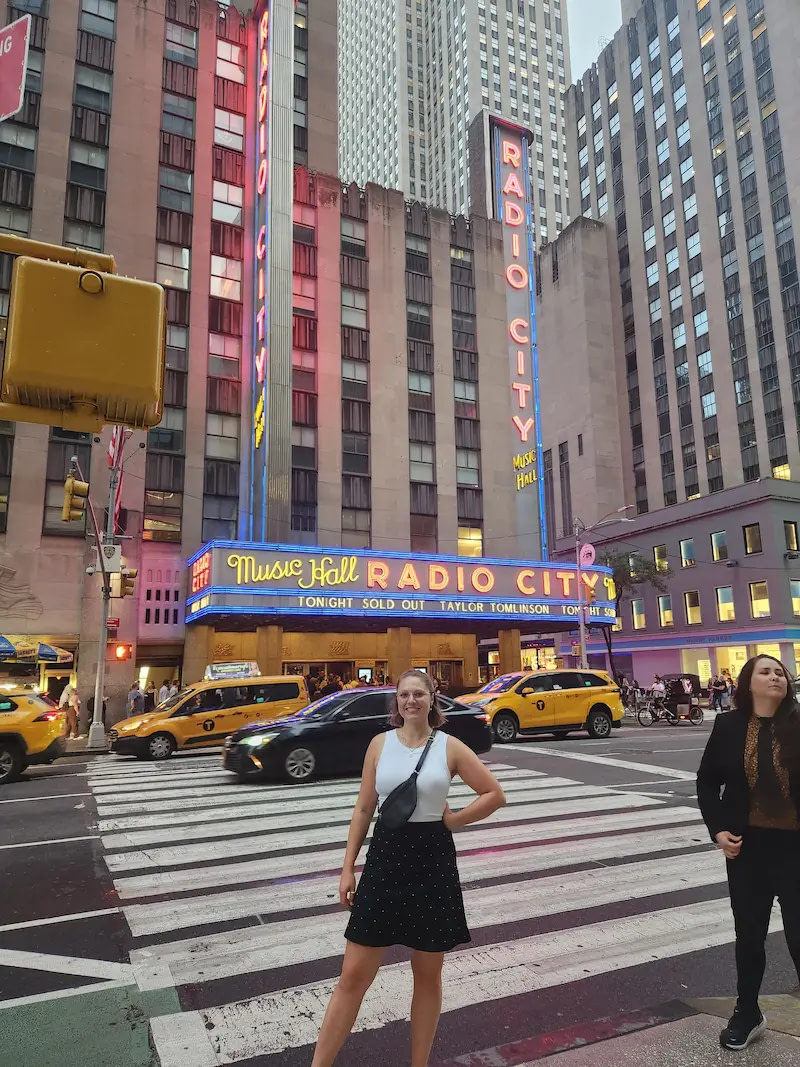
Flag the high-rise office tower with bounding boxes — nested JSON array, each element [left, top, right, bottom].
[[338, 0, 572, 245]]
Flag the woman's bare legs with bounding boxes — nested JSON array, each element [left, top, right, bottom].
[[410, 949, 445, 1067], [311, 942, 385, 1066]]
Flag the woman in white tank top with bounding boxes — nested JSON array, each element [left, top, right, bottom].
[[312, 669, 506, 1067]]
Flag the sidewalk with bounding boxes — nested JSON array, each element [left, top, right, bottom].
[[61, 736, 110, 756], [436, 992, 800, 1066]]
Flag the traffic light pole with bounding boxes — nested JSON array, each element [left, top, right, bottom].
[[86, 463, 119, 751]]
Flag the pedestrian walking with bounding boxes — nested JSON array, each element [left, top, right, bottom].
[[311, 669, 506, 1067], [144, 680, 157, 712], [63, 684, 79, 739], [711, 674, 727, 712], [86, 693, 107, 730], [697, 653, 800, 1051], [158, 679, 170, 705], [168, 680, 179, 698], [127, 681, 144, 717]]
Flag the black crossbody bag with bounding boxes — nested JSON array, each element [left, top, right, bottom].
[[378, 731, 436, 831]]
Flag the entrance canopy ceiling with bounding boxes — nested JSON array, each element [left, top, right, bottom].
[[186, 542, 616, 637]]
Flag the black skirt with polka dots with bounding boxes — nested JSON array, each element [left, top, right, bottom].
[[345, 818, 471, 952]]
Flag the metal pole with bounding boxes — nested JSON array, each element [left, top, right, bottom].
[[575, 519, 588, 670], [86, 462, 119, 750]]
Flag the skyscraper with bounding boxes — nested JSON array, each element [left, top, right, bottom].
[[338, 0, 572, 245]]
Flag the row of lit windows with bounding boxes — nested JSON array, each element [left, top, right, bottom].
[[629, 578, 799, 630]]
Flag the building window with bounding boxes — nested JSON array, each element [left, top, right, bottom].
[[743, 523, 762, 554], [210, 255, 242, 301], [791, 580, 800, 618], [80, 0, 116, 39], [711, 530, 728, 561], [342, 288, 367, 328], [158, 166, 192, 213], [408, 371, 432, 395], [657, 595, 674, 627], [684, 590, 702, 625], [749, 581, 770, 618], [68, 142, 107, 189], [74, 65, 112, 113], [454, 379, 477, 416], [156, 243, 190, 289], [143, 491, 182, 542], [457, 525, 482, 558], [456, 448, 480, 487], [162, 92, 195, 139], [209, 334, 241, 379], [654, 544, 669, 572], [679, 538, 695, 567], [216, 41, 245, 84], [341, 218, 367, 258], [166, 325, 188, 371], [0, 425, 12, 533], [147, 407, 185, 453], [205, 414, 240, 461], [785, 521, 799, 553], [716, 586, 735, 622], [212, 180, 243, 227], [629, 598, 644, 630], [64, 221, 103, 252], [342, 508, 371, 547], [409, 443, 434, 483], [558, 441, 572, 535], [165, 22, 198, 66], [0, 204, 30, 236], [214, 109, 245, 152], [202, 496, 237, 541]]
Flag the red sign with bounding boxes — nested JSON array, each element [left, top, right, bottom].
[[107, 618, 120, 629], [0, 15, 30, 124], [191, 552, 211, 594]]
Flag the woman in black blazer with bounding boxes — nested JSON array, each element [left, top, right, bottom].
[[697, 653, 800, 1052]]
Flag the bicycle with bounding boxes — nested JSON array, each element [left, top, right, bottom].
[[637, 696, 704, 727]]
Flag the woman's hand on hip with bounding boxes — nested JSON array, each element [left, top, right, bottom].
[[715, 830, 742, 859], [339, 870, 356, 908]]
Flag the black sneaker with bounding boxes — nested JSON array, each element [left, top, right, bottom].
[[719, 1007, 766, 1051]]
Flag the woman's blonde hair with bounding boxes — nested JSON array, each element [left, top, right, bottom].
[[389, 669, 447, 728]]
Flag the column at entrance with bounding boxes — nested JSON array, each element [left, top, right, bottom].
[[387, 627, 412, 684], [498, 628, 522, 674], [462, 634, 479, 689], [257, 625, 284, 676], [184, 625, 212, 684]]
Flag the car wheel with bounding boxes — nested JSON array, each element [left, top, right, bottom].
[[0, 743, 24, 785], [147, 733, 176, 761], [492, 712, 518, 744], [284, 746, 316, 782], [587, 708, 612, 739], [553, 730, 570, 740]]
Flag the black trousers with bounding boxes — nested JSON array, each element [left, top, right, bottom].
[[726, 827, 800, 1013]]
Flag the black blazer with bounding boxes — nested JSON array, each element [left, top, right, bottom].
[[696, 711, 800, 841]]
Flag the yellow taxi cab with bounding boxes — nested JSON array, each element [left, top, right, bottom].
[[109, 675, 310, 760], [0, 688, 67, 785], [460, 669, 624, 743]]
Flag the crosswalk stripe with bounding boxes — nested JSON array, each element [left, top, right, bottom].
[[150, 897, 779, 1065], [98, 784, 614, 845], [102, 793, 665, 871], [92, 767, 545, 814], [96, 776, 580, 830], [112, 805, 703, 899], [125, 833, 716, 940]]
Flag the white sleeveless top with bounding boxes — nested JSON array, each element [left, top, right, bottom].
[[376, 730, 451, 823]]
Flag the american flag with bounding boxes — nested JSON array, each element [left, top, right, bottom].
[[108, 426, 130, 532]]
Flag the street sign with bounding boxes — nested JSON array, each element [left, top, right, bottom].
[[579, 542, 596, 567], [107, 618, 120, 629], [0, 14, 30, 124]]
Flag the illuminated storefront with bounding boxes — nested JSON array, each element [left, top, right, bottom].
[[185, 541, 615, 686]]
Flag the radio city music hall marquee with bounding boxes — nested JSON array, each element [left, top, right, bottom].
[[187, 543, 616, 626]]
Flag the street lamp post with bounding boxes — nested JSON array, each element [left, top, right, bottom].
[[573, 506, 635, 670]]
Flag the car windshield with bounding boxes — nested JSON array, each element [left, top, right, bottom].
[[478, 674, 522, 694], [156, 687, 195, 713], [295, 692, 348, 719]]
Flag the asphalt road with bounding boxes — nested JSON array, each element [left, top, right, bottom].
[[2, 718, 798, 1067]]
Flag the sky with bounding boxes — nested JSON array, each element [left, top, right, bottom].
[[567, 0, 623, 80]]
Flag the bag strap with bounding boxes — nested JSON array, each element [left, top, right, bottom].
[[411, 731, 436, 778]]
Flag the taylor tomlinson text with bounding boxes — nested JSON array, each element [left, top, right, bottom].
[[297, 596, 561, 615]]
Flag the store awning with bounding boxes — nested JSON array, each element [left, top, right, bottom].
[[0, 637, 74, 663]]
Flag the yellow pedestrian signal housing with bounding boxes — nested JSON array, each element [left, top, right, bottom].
[[119, 567, 138, 598], [0, 240, 166, 432], [61, 475, 89, 522], [113, 642, 133, 661]]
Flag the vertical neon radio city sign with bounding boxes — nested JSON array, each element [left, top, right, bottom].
[[250, 0, 272, 537], [491, 117, 547, 558]]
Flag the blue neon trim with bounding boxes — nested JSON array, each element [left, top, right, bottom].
[[185, 603, 616, 626], [186, 539, 615, 573]]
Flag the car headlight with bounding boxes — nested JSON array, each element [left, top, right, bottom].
[[241, 733, 278, 747]]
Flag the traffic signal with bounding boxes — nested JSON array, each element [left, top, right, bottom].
[[114, 643, 132, 661], [0, 238, 166, 432], [119, 567, 138, 598], [61, 475, 89, 522]]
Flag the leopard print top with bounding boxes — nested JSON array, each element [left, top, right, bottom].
[[744, 714, 799, 830]]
